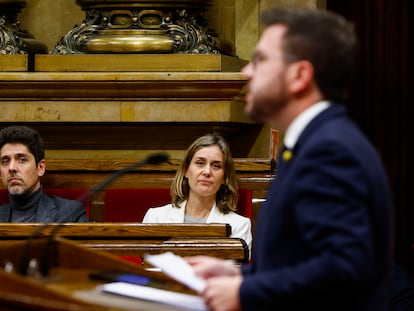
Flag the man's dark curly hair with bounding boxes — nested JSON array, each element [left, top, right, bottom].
[[0, 126, 45, 165]]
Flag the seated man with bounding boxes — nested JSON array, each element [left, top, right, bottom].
[[0, 125, 88, 222]]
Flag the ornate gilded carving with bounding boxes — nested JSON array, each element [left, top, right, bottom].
[[0, 0, 47, 54], [0, 15, 25, 54], [52, 10, 102, 54], [167, 9, 219, 54], [52, 0, 231, 55]]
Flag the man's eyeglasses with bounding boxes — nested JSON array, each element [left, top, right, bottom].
[[249, 52, 298, 69]]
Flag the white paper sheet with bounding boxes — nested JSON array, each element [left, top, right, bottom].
[[99, 282, 208, 311], [144, 252, 206, 293]]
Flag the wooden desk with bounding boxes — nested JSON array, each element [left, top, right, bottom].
[[0, 223, 249, 262], [0, 237, 202, 310], [0, 223, 231, 238]]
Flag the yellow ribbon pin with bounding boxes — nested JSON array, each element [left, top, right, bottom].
[[282, 149, 293, 162]]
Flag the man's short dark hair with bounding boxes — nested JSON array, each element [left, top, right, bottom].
[[261, 8, 357, 101], [0, 126, 45, 164]]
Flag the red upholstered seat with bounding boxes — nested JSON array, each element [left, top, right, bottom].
[[238, 188, 253, 219], [103, 188, 253, 222], [0, 188, 90, 217], [0, 189, 8, 206], [103, 188, 171, 222]]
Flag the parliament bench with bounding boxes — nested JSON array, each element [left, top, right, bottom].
[[44, 157, 273, 227], [1, 157, 273, 227], [0, 190, 252, 265], [102, 187, 253, 222], [0, 187, 253, 222]]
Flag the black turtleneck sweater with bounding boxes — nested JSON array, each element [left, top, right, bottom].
[[9, 187, 42, 222]]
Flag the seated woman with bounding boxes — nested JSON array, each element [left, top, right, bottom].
[[143, 133, 252, 253]]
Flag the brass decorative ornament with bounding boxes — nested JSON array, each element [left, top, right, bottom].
[[0, 0, 47, 54], [52, 0, 234, 55]]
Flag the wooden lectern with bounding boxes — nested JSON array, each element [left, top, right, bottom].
[[0, 237, 198, 310]]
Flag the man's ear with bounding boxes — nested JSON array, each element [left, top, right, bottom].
[[37, 159, 46, 177], [286, 60, 314, 94]]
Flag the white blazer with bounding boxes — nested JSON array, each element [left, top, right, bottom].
[[143, 201, 252, 254]]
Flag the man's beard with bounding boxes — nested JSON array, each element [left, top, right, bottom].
[[245, 89, 289, 123], [7, 177, 27, 196], [8, 184, 25, 196]]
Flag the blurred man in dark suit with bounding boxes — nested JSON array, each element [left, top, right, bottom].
[[186, 7, 393, 311]]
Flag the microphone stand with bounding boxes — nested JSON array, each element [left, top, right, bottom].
[[19, 222, 49, 276], [40, 223, 64, 277], [36, 152, 170, 278]]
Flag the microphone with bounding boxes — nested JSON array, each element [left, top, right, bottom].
[[36, 152, 170, 277], [145, 152, 170, 165]]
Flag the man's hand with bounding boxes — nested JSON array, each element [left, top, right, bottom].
[[185, 256, 243, 311], [203, 275, 242, 311], [185, 256, 241, 278]]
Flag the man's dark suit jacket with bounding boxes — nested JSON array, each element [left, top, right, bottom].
[[240, 104, 393, 310], [0, 192, 88, 222]]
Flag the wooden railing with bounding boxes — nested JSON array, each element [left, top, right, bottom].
[[0, 223, 249, 263]]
